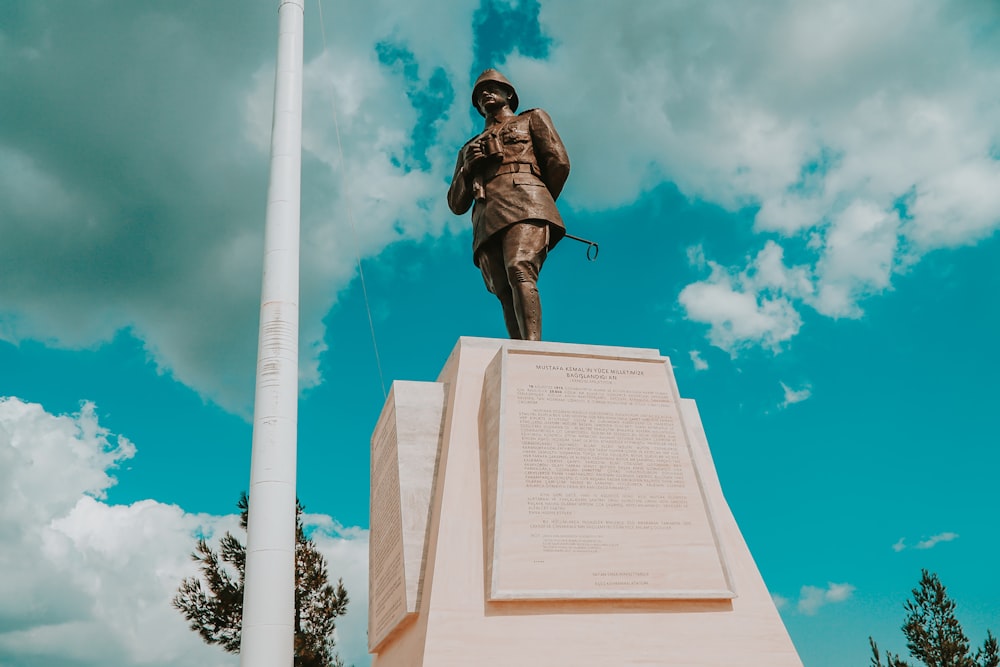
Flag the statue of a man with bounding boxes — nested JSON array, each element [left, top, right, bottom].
[[448, 69, 570, 341]]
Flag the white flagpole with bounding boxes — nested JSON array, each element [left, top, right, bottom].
[[240, 1, 304, 666]]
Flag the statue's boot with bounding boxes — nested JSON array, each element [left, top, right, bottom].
[[511, 279, 542, 341], [499, 296, 522, 339]]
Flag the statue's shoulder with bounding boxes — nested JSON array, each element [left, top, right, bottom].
[[517, 108, 556, 126]]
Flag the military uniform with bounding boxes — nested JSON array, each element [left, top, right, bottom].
[[447, 108, 570, 262], [447, 70, 571, 341]]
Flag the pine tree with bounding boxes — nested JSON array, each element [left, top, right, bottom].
[[173, 493, 350, 667], [870, 570, 997, 667]]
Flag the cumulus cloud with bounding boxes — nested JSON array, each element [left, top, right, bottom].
[[0, 0, 479, 414], [780, 381, 812, 408], [689, 350, 709, 371], [497, 0, 1000, 351], [3, 0, 999, 404], [308, 521, 371, 666], [796, 582, 856, 615], [0, 397, 370, 667], [679, 242, 808, 353]]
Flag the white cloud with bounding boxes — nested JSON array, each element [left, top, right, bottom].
[[498, 0, 1000, 351], [811, 202, 900, 318], [679, 242, 808, 353], [190, 0, 477, 410], [3, 0, 999, 401], [772, 594, 790, 611], [689, 350, 709, 371], [0, 397, 371, 667], [891, 531, 959, 551], [239, 44, 463, 398], [0, 1, 479, 414], [825, 582, 855, 603], [797, 582, 856, 615], [780, 381, 812, 408], [0, 398, 133, 518], [0, 397, 227, 666], [916, 532, 959, 550], [310, 523, 371, 667]]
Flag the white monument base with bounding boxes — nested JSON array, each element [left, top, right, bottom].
[[368, 337, 801, 666]]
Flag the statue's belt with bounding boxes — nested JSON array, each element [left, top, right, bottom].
[[485, 162, 542, 182]]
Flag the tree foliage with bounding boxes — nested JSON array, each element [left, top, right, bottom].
[[173, 493, 350, 667], [870, 570, 997, 667]]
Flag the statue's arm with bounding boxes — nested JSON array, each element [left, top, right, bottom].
[[529, 109, 570, 200], [447, 145, 474, 215]]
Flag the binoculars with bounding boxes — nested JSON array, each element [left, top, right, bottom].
[[479, 135, 504, 161]]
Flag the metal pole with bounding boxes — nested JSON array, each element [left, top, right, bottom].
[[240, 1, 304, 666]]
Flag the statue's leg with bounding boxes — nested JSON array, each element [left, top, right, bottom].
[[478, 241, 522, 339], [502, 222, 548, 341]]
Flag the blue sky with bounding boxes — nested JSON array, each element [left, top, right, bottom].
[[1, 1, 998, 665]]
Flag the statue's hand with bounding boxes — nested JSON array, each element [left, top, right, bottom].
[[462, 141, 486, 172]]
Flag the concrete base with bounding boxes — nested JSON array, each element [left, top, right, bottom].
[[368, 337, 801, 666]]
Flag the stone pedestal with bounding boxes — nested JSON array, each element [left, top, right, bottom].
[[368, 338, 801, 666]]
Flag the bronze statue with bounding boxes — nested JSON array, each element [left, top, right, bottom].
[[448, 69, 570, 341]]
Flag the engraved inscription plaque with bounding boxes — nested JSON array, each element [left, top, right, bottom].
[[484, 349, 734, 600], [368, 381, 446, 652], [369, 398, 407, 648]]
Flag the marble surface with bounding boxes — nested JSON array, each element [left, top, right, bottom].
[[369, 337, 802, 666], [481, 348, 734, 600], [368, 381, 446, 651]]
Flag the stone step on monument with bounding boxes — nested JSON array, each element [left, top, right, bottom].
[[368, 337, 802, 667]]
